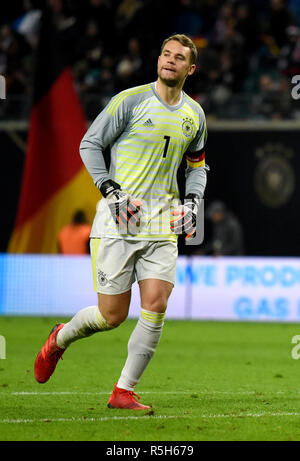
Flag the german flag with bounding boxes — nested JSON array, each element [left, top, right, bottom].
[[8, 5, 99, 253], [185, 148, 206, 168]]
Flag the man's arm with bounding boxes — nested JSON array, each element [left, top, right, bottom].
[[171, 148, 208, 240], [79, 93, 142, 231], [185, 109, 208, 199], [185, 147, 208, 199], [79, 94, 129, 190], [170, 110, 208, 240]]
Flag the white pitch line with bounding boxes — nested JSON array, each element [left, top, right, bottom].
[[3, 391, 186, 396], [1, 412, 300, 424], [10, 391, 111, 396], [202, 412, 300, 418], [0, 390, 294, 396], [0, 415, 189, 424]]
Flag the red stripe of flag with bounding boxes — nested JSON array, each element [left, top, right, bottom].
[[186, 151, 205, 163], [15, 68, 86, 228]]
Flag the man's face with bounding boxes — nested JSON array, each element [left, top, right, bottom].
[[157, 40, 196, 88]]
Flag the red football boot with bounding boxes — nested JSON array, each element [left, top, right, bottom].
[[107, 383, 151, 410], [34, 323, 65, 383]]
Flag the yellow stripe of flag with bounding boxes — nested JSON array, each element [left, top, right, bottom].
[[186, 158, 205, 168]]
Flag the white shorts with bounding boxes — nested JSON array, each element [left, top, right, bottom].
[[90, 238, 178, 295]]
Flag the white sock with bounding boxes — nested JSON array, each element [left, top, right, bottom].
[[57, 305, 114, 349], [117, 308, 165, 391]]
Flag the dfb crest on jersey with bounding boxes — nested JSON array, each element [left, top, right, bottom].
[[182, 117, 194, 139], [254, 143, 295, 208]]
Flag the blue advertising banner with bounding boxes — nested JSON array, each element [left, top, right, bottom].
[[189, 257, 300, 321], [1, 254, 300, 321]]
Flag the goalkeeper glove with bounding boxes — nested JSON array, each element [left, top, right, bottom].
[[100, 179, 142, 231], [170, 193, 200, 240]]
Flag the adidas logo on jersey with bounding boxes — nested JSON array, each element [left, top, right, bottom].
[[143, 118, 154, 127]]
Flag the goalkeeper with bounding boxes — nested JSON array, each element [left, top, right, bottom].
[[34, 34, 208, 410]]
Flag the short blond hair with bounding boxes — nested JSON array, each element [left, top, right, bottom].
[[160, 34, 197, 65]]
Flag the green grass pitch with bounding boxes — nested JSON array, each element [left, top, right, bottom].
[[1, 316, 300, 441]]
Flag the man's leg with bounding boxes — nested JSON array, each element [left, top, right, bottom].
[[35, 237, 137, 384], [57, 291, 131, 349], [57, 237, 135, 348], [34, 291, 131, 383], [116, 279, 173, 391], [108, 240, 177, 408]]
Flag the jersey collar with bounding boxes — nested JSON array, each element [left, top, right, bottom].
[[151, 81, 185, 111]]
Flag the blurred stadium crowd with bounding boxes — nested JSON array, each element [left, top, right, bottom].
[[1, 0, 300, 120]]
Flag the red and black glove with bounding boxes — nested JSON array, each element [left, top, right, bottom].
[[170, 194, 200, 240], [100, 180, 142, 231]]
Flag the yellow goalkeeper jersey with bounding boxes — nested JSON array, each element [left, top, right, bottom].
[[80, 82, 207, 241]]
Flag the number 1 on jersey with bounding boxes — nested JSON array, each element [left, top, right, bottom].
[[163, 135, 170, 158]]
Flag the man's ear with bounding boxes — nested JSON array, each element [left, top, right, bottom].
[[188, 64, 196, 76]]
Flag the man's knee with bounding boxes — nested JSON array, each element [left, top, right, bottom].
[[142, 294, 168, 313], [98, 305, 128, 328], [139, 279, 173, 313], [97, 290, 131, 327]]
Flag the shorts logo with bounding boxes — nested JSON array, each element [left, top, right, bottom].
[[98, 270, 108, 286], [182, 117, 194, 139]]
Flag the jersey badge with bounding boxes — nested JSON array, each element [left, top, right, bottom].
[[182, 117, 195, 139]]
